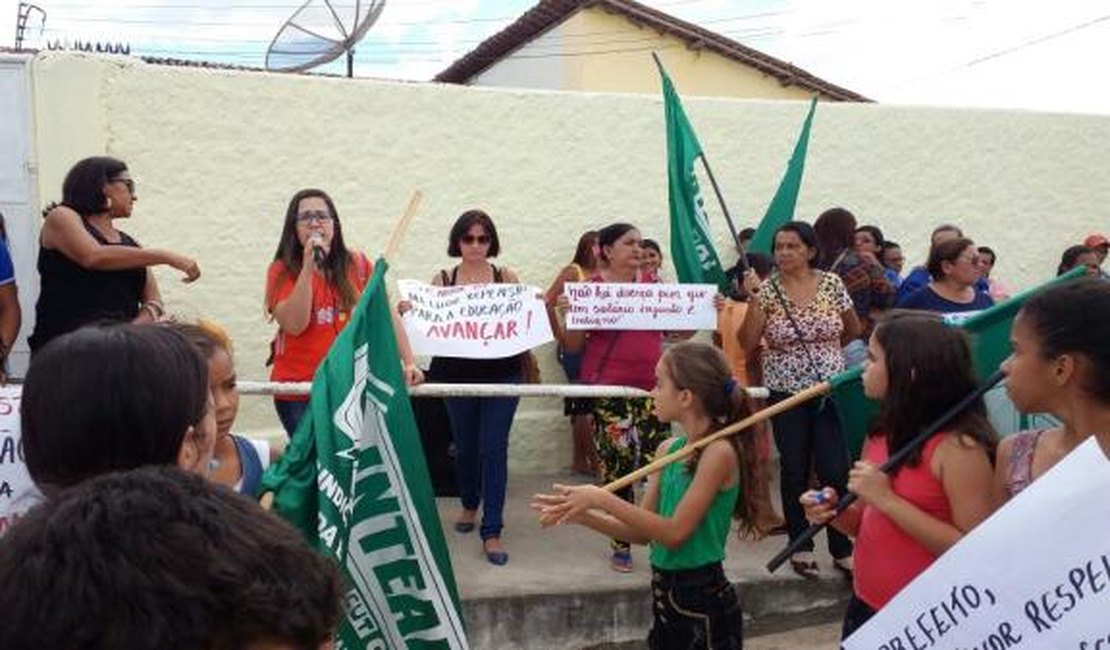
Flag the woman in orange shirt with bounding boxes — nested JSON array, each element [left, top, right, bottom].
[[265, 188, 422, 437]]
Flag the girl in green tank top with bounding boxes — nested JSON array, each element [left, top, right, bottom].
[[533, 342, 773, 649]]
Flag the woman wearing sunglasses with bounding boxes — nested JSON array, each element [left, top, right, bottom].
[[407, 209, 524, 566], [265, 188, 422, 437], [29, 156, 201, 354]]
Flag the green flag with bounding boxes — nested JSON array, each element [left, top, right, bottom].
[[749, 97, 817, 255], [656, 57, 728, 291], [261, 259, 467, 650], [832, 268, 1085, 459]]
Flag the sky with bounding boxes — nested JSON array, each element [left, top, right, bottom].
[[4, 0, 1110, 115]]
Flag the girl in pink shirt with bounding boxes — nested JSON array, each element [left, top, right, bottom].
[[802, 312, 998, 640]]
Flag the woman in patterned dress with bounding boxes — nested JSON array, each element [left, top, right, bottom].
[[739, 221, 861, 578]]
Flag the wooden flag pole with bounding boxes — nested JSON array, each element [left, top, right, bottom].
[[602, 381, 831, 493], [383, 190, 423, 263]]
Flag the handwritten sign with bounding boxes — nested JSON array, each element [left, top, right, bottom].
[[0, 385, 40, 536], [398, 280, 553, 358], [844, 437, 1110, 650], [563, 282, 717, 330]]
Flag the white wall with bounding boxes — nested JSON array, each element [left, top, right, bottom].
[[23, 52, 1110, 471]]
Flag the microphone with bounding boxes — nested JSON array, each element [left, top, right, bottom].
[[309, 233, 325, 268]]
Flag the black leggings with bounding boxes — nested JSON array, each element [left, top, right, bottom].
[[649, 562, 743, 650], [769, 391, 854, 560]]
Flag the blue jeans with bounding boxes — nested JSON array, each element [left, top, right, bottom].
[[274, 398, 309, 438], [444, 378, 520, 540], [769, 390, 854, 560]]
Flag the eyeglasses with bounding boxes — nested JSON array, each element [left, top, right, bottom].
[[110, 178, 135, 195], [461, 234, 491, 245], [296, 210, 333, 224]]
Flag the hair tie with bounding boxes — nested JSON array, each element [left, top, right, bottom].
[[723, 377, 738, 398]]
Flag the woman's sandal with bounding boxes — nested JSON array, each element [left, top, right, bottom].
[[789, 553, 820, 579]]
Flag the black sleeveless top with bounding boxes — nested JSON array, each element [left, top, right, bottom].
[[28, 222, 147, 353], [427, 265, 523, 383]]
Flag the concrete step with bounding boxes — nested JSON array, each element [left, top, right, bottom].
[[439, 470, 851, 650]]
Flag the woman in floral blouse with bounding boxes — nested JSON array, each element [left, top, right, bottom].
[[740, 221, 861, 579]]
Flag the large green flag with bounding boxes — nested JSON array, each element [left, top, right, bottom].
[[261, 259, 468, 650], [832, 268, 1085, 459], [656, 57, 729, 291], [749, 97, 817, 256]]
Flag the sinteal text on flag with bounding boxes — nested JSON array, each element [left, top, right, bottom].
[[262, 260, 468, 650]]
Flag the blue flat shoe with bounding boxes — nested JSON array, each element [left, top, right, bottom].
[[454, 521, 475, 534], [485, 551, 509, 566]]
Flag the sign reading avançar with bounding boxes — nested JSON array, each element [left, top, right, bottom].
[[564, 282, 717, 330], [397, 280, 553, 358], [844, 437, 1110, 650]]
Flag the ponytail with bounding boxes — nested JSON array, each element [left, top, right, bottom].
[[661, 342, 771, 540]]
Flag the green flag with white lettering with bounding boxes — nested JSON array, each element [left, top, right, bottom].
[[656, 57, 729, 291], [261, 259, 468, 650], [749, 97, 817, 255]]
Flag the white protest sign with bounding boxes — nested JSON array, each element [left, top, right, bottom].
[[844, 437, 1110, 650], [0, 384, 41, 536], [398, 280, 553, 358], [563, 282, 717, 330]]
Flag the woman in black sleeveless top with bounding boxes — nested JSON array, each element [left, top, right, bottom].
[[411, 210, 523, 566], [28, 157, 200, 353]]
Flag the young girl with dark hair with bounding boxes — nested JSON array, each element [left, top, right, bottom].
[[21, 323, 216, 495], [170, 320, 282, 496], [802, 312, 998, 639], [996, 278, 1110, 500], [266, 188, 422, 437], [534, 341, 768, 649]]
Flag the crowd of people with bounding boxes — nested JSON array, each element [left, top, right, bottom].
[[1, 154, 1109, 649]]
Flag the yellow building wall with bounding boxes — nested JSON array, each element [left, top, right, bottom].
[[559, 7, 820, 100], [27, 52, 1110, 471]]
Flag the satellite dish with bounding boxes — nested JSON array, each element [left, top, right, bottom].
[[265, 0, 386, 77]]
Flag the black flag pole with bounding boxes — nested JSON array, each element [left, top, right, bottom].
[[765, 368, 1006, 573], [699, 154, 750, 275]]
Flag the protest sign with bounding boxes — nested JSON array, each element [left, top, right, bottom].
[[844, 437, 1110, 650], [563, 282, 716, 330], [398, 280, 552, 358], [0, 385, 40, 536]]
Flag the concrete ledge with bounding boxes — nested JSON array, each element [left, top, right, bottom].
[[441, 470, 852, 649], [464, 577, 849, 649]]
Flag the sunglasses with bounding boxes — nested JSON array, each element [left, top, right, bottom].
[[296, 210, 333, 224], [461, 234, 491, 245]]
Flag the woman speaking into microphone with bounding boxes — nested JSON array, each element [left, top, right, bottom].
[[265, 189, 421, 437]]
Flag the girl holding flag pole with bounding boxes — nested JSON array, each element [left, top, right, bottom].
[[533, 341, 768, 649], [801, 312, 998, 639]]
